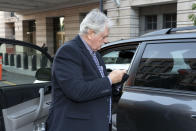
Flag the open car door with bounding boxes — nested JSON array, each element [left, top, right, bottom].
[[0, 38, 52, 131]]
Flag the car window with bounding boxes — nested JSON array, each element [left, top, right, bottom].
[[0, 43, 51, 86], [134, 42, 196, 91], [102, 50, 134, 71]]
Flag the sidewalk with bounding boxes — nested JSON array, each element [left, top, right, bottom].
[[3, 65, 36, 76]]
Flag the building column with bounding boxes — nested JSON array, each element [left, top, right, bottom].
[[130, 8, 140, 38], [36, 18, 54, 55], [0, 14, 6, 38], [0, 12, 8, 38], [177, 0, 195, 27], [36, 18, 47, 47], [104, 0, 139, 42], [46, 18, 54, 56], [15, 20, 24, 41]]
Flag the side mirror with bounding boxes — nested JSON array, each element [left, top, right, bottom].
[[35, 68, 51, 81]]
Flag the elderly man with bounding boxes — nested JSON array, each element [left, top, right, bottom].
[[47, 9, 126, 131]]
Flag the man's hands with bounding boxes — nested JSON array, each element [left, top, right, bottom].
[[108, 70, 127, 84]]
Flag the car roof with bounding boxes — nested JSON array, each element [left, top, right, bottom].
[[103, 26, 196, 48]]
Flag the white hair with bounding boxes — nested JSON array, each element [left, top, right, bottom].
[[80, 9, 112, 34]]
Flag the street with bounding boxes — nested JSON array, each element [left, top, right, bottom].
[[0, 69, 35, 86]]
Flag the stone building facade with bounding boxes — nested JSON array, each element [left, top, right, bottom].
[[0, 0, 195, 55]]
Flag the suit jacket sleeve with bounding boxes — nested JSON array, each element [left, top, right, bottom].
[[52, 44, 112, 102], [96, 52, 122, 96]]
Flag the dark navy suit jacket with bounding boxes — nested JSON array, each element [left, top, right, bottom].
[[47, 35, 112, 131]]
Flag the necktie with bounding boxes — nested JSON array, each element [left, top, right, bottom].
[[92, 53, 104, 77], [92, 52, 112, 123]]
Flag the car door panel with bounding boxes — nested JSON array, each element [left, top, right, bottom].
[[118, 88, 196, 131], [117, 40, 196, 131], [0, 110, 5, 131], [3, 94, 51, 131], [0, 39, 52, 131], [1, 84, 51, 131], [0, 83, 51, 109]]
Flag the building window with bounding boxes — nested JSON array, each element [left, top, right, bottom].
[[145, 15, 157, 30], [10, 12, 15, 17], [163, 14, 176, 28], [29, 20, 36, 32]]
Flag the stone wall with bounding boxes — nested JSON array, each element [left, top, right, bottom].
[[131, 0, 176, 7], [0, 12, 6, 38], [16, 3, 99, 55], [177, 0, 196, 27], [139, 3, 177, 35], [1, 0, 196, 56], [104, 0, 136, 41]]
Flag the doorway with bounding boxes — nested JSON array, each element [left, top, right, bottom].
[[53, 17, 65, 53]]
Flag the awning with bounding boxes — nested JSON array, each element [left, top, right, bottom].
[[0, 0, 99, 14]]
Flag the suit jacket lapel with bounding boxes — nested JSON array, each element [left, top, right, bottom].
[[75, 35, 102, 78]]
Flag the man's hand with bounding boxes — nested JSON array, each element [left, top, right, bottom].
[[108, 70, 126, 84]]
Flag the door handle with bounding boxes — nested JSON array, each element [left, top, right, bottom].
[[34, 88, 45, 120]]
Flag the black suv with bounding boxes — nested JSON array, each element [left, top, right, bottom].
[[100, 26, 196, 131], [0, 26, 196, 131]]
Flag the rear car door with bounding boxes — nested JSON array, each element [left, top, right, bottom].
[[118, 39, 196, 131], [0, 38, 52, 131]]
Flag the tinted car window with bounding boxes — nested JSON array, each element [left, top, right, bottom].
[[134, 42, 196, 91], [0, 44, 51, 86]]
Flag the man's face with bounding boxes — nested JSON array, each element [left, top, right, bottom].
[[88, 27, 109, 51]]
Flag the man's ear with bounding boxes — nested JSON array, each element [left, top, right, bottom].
[[87, 29, 95, 40]]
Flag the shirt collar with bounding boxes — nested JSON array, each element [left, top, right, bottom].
[[79, 35, 95, 55]]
